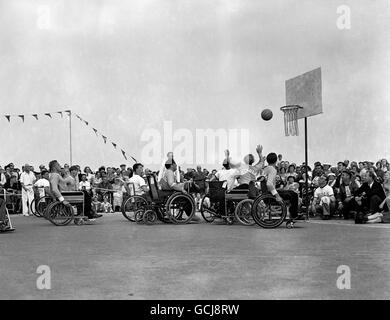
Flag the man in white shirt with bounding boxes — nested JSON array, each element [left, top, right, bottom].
[[128, 163, 149, 196], [33, 170, 50, 198], [212, 159, 238, 192], [20, 164, 36, 216], [78, 174, 91, 191], [311, 176, 336, 219]]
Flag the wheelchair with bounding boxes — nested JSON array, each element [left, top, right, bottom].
[[30, 195, 53, 218], [200, 181, 256, 226], [45, 191, 91, 226], [0, 207, 15, 233], [121, 174, 196, 225]]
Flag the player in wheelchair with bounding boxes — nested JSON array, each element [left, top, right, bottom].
[[251, 152, 303, 228], [122, 160, 196, 225], [45, 160, 102, 226]]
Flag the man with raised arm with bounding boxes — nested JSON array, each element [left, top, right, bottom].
[[225, 145, 265, 189]]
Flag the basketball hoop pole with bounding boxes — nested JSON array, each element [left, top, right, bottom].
[[304, 117, 309, 220]]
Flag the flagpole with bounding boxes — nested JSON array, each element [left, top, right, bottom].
[[69, 110, 72, 165]]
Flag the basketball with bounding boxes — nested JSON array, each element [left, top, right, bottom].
[[261, 109, 273, 121]]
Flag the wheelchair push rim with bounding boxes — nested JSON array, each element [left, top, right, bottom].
[[46, 201, 74, 226], [234, 199, 255, 226], [251, 194, 287, 229], [122, 195, 148, 222], [200, 196, 218, 223], [165, 193, 195, 224]]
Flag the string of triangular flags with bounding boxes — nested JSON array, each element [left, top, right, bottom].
[[2, 110, 71, 122], [1, 109, 137, 162], [74, 113, 137, 163]]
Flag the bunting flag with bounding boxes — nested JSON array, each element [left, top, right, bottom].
[[2, 109, 137, 163], [121, 149, 127, 160]]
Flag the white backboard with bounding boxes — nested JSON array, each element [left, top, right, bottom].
[[285, 67, 322, 119]]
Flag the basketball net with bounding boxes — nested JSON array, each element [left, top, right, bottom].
[[280, 105, 302, 136]]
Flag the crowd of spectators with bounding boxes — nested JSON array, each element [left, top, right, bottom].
[[1, 154, 390, 223]]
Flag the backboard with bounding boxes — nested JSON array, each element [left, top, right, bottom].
[[285, 67, 322, 119]]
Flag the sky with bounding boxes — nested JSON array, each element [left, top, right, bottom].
[[1, 0, 390, 171]]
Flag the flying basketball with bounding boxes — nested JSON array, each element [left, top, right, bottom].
[[261, 108, 273, 121]]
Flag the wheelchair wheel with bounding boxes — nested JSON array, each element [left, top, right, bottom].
[[251, 194, 287, 229], [143, 210, 157, 225], [165, 193, 195, 224], [200, 196, 217, 223], [122, 196, 148, 222], [234, 199, 255, 226], [135, 209, 144, 224], [46, 202, 74, 226], [36, 196, 52, 218]]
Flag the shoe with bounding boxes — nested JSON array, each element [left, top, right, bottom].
[[91, 214, 103, 219]]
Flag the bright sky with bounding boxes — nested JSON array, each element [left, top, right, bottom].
[[1, 0, 389, 171]]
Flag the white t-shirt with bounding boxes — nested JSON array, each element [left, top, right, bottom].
[[215, 169, 238, 191], [79, 181, 91, 191], [314, 185, 334, 199], [129, 174, 147, 196], [20, 171, 36, 188], [34, 178, 50, 197]]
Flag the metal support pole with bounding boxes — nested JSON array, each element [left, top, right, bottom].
[[69, 110, 72, 165], [305, 117, 309, 220]]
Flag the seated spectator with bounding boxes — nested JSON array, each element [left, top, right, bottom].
[[279, 166, 287, 183], [337, 170, 360, 219], [91, 195, 102, 213], [354, 171, 385, 215], [102, 195, 114, 213], [311, 176, 336, 219], [366, 183, 390, 223], [84, 166, 95, 183], [323, 164, 331, 176], [96, 173, 113, 201], [327, 173, 336, 188]]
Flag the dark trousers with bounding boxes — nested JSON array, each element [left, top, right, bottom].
[[340, 198, 358, 218], [278, 190, 299, 219], [361, 195, 383, 214], [78, 190, 93, 218]]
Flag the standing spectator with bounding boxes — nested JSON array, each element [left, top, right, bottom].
[[79, 174, 91, 191], [33, 170, 50, 198], [20, 164, 36, 216], [0, 167, 6, 186], [112, 177, 126, 211], [84, 166, 95, 183]]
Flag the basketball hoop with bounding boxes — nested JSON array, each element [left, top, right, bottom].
[[280, 105, 302, 136]]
